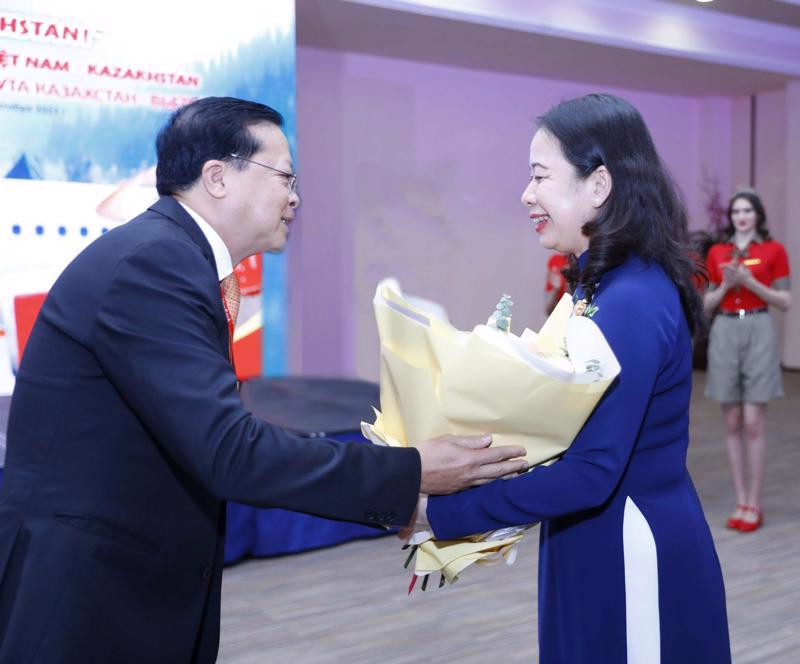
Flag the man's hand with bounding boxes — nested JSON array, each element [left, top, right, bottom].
[[417, 434, 528, 495]]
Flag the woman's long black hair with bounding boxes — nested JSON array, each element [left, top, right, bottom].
[[539, 93, 705, 335], [720, 189, 772, 242]]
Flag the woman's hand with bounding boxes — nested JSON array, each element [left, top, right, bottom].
[[721, 261, 744, 288], [738, 264, 762, 290]]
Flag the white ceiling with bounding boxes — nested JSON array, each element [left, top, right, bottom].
[[296, 0, 799, 96], [659, 0, 800, 27]]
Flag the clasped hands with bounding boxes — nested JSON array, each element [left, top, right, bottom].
[[721, 261, 754, 289]]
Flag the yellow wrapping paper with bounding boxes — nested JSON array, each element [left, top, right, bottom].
[[362, 278, 621, 585]]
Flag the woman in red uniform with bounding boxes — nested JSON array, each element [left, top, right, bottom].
[[544, 252, 569, 315], [704, 189, 792, 532]]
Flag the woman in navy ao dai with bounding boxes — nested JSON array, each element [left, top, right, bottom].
[[423, 94, 731, 664]]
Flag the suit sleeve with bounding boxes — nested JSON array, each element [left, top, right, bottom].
[[427, 278, 671, 539], [90, 239, 420, 526]]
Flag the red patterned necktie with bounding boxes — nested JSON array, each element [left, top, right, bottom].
[[220, 273, 241, 326], [220, 273, 241, 371]]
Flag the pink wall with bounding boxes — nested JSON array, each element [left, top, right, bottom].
[[784, 81, 800, 368], [730, 96, 753, 192], [292, 46, 738, 379], [753, 89, 790, 357], [754, 89, 788, 244], [290, 49, 355, 376], [698, 97, 734, 227], [710, 89, 798, 367]]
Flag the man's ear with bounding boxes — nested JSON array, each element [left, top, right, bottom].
[[200, 160, 227, 199], [590, 165, 612, 208]]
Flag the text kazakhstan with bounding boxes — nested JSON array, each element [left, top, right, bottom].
[[87, 64, 200, 88]]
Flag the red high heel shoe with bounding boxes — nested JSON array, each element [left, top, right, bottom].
[[726, 504, 747, 530], [736, 505, 763, 533]]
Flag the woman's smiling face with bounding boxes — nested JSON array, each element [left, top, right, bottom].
[[521, 128, 601, 256]]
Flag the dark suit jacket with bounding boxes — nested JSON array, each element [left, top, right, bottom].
[[0, 197, 420, 663]]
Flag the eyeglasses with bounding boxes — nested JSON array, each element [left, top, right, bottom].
[[229, 153, 297, 192]]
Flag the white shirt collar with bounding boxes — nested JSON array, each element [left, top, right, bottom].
[[177, 201, 233, 280]]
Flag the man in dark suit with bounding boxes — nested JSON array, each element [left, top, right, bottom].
[[0, 97, 527, 663]]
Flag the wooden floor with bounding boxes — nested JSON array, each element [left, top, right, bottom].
[[218, 371, 800, 664]]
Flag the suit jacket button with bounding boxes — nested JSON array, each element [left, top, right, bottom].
[[202, 566, 212, 580]]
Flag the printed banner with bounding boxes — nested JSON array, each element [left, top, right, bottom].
[[0, 1, 296, 394]]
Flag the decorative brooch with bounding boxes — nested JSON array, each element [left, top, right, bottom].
[[572, 298, 599, 319]]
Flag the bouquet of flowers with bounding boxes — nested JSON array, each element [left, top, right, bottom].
[[361, 278, 620, 590]]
